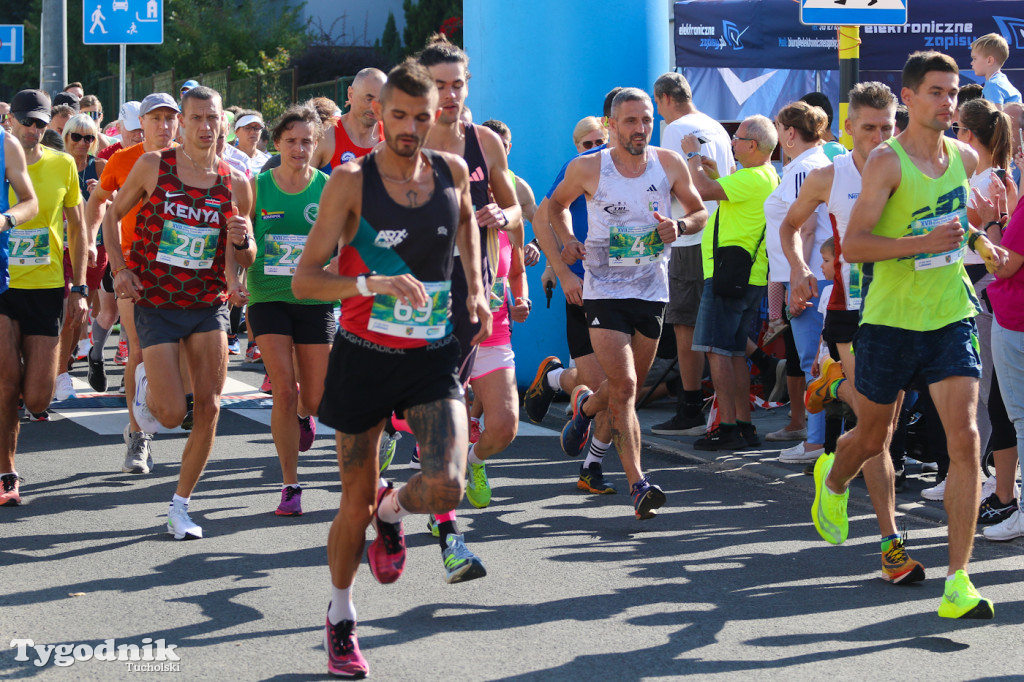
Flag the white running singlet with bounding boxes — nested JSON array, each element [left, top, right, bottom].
[[826, 151, 863, 311], [584, 148, 673, 303]]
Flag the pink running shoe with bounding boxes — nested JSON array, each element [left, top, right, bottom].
[[275, 486, 303, 516], [260, 373, 272, 394], [324, 613, 368, 679], [1, 474, 22, 506], [469, 417, 481, 444], [368, 482, 406, 584], [298, 415, 316, 452], [244, 343, 262, 363], [114, 337, 128, 366]]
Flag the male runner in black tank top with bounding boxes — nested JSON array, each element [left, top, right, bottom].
[[417, 35, 522, 383], [292, 59, 490, 679]]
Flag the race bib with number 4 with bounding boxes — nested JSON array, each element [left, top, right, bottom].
[[263, 233, 306, 276], [368, 281, 451, 340], [156, 220, 220, 269], [9, 227, 51, 266], [608, 223, 664, 266], [910, 209, 967, 271]]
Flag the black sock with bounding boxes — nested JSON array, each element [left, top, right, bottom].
[[824, 415, 843, 453], [749, 347, 774, 374], [682, 389, 703, 418], [438, 519, 459, 550]]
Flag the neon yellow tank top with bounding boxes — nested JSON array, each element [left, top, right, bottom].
[[860, 137, 979, 331]]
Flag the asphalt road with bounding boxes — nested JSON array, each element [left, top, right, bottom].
[[1, 359, 1022, 680]]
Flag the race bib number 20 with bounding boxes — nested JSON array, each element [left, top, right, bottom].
[[156, 220, 219, 270], [368, 281, 451, 339]]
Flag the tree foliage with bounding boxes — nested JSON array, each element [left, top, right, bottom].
[[374, 12, 403, 68], [401, 0, 462, 56]]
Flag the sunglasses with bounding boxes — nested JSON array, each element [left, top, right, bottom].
[[580, 138, 605, 150], [732, 134, 755, 142], [69, 132, 96, 143], [239, 125, 264, 133], [19, 117, 48, 129], [951, 123, 961, 133], [0, 113, 7, 122]]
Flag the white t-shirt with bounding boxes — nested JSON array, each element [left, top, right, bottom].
[[763, 146, 832, 283], [965, 167, 999, 266], [661, 111, 734, 247]]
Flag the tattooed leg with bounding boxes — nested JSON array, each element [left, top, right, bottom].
[[328, 421, 386, 589], [400, 398, 468, 515]]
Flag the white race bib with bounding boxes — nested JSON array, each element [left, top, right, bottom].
[[156, 221, 219, 270], [263, 233, 306, 276], [368, 281, 451, 340], [608, 223, 664, 266], [9, 227, 51, 266]]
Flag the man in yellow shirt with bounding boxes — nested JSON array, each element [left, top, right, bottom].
[[1, 90, 88, 505]]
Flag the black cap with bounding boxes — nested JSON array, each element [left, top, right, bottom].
[[10, 89, 51, 123], [53, 91, 81, 111]]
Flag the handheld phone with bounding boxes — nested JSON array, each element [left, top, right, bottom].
[[995, 168, 1007, 182], [696, 135, 708, 144]]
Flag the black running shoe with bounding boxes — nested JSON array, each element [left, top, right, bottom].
[[738, 422, 761, 447], [87, 352, 107, 392], [523, 356, 562, 423], [578, 462, 616, 494], [181, 394, 194, 431], [978, 492, 1018, 525], [693, 425, 746, 451], [651, 412, 705, 436]]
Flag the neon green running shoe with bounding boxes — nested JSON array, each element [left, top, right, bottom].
[[938, 570, 994, 619], [812, 452, 849, 544], [379, 432, 400, 473], [466, 462, 491, 509], [427, 514, 439, 537]]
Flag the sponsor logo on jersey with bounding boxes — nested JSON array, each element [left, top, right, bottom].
[[469, 166, 486, 183], [341, 151, 357, 164], [437, 226, 448, 236], [261, 209, 284, 221], [603, 203, 629, 217], [647, 184, 658, 192], [374, 229, 409, 249], [304, 203, 318, 225], [848, 192, 860, 200]]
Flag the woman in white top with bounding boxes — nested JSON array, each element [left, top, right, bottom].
[[954, 98, 1020, 513], [762, 101, 833, 459], [234, 110, 271, 176]]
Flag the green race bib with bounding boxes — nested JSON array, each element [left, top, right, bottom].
[[368, 281, 451, 340], [910, 209, 967, 271], [263, 233, 305, 276], [490, 277, 507, 311], [156, 220, 220, 270], [608, 223, 663, 266], [9, 227, 51, 266]]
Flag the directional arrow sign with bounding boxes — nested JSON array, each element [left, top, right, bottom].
[[83, 0, 163, 45], [0, 25, 25, 64], [801, 0, 908, 26]]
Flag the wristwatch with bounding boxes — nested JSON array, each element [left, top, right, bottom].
[[232, 234, 252, 250], [355, 274, 372, 297], [69, 284, 90, 297], [1, 212, 15, 232], [685, 151, 701, 160]]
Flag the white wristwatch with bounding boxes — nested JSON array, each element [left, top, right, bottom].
[[355, 274, 372, 297]]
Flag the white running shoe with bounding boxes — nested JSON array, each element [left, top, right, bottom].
[[53, 373, 76, 401], [76, 338, 92, 360], [778, 442, 824, 463], [981, 474, 1021, 502], [132, 363, 162, 434], [167, 502, 203, 540], [983, 508, 1024, 541], [921, 479, 946, 501], [122, 425, 154, 474]]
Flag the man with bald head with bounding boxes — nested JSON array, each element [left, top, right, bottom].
[[311, 67, 386, 172]]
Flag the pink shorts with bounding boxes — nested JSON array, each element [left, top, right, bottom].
[[470, 344, 515, 381]]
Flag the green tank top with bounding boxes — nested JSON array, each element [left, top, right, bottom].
[[249, 168, 331, 305], [860, 137, 979, 331]]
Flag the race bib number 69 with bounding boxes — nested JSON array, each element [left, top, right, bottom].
[[368, 281, 451, 339]]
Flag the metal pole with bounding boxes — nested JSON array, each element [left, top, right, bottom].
[[838, 26, 860, 151], [39, 0, 67, 94], [119, 44, 126, 107]]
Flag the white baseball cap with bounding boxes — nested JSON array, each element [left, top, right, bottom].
[[119, 101, 142, 131]]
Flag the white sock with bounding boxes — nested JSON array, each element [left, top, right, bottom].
[[583, 438, 610, 468], [546, 367, 564, 391], [328, 586, 356, 624], [284, 483, 301, 490], [171, 494, 189, 507], [0, 471, 16, 477], [467, 443, 484, 466], [376, 485, 410, 524]]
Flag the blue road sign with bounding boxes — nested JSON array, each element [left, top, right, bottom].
[[801, 0, 908, 26], [0, 25, 25, 64], [83, 0, 163, 45]]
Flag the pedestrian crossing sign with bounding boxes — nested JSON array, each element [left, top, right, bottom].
[[800, 0, 907, 26]]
